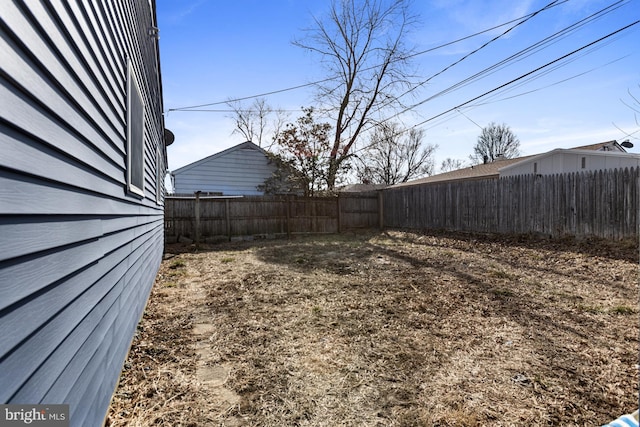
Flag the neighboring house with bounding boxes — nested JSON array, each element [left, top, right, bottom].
[[499, 143, 640, 177], [171, 141, 277, 195], [393, 140, 635, 187], [0, 2, 166, 426]]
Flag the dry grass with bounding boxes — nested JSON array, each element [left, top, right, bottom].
[[108, 230, 639, 426]]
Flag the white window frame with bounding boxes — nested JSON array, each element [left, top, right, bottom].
[[127, 58, 145, 197]]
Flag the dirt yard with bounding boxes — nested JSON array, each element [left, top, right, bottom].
[[107, 231, 639, 426]]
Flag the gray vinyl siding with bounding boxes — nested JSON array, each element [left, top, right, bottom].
[[0, 1, 165, 426], [173, 142, 276, 195]]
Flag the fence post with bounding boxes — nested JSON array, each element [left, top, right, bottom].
[[378, 190, 384, 230], [225, 198, 231, 241], [337, 194, 342, 234], [636, 166, 640, 243], [286, 195, 292, 239], [194, 191, 201, 248]]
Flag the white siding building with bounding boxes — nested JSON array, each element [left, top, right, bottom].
[[171, 141, 276, 195], [499, 147, 640, 178]]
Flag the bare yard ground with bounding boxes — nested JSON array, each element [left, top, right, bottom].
[[108, 231, 639, 426]]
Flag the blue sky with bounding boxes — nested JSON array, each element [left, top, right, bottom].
[[157, 0, 640, 177]]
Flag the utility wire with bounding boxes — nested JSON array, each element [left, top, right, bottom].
[[165, 109, 303, 113], [410, 20, 640, 131], [375, 0, 629, 127], [166, 1, 567, 112], [347, 20, 638, 158], [347, 3, 636, 156], [362, 0, 570, 122], [473, 45, 628, 107], [456, 108, 484, 130], [420, 53, 627, 134], [178, 0, 629, 130], [401, 1, 569, 61], [169, 0, 637, 164], [396, 0, 564, 99], [167, 82, 317, 112]]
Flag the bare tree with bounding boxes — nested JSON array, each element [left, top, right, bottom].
[[470, 122, 520, 164], [356, 122, 436, 185], [227, 97, 288, 147], [440, 158, 466, 173], [295, 0, 418, 190]]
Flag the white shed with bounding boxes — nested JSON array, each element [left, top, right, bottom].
[[499, 148, 640, 178], [171, 141, 276, 195]]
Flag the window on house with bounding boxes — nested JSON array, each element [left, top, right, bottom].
[[533, 162, 537, 174], [127, 59, 145, 197], [581, 157, 586, 169]]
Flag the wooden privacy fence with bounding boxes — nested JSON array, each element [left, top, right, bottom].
[[165, 168, 639, 242], [165, 193, 381, 242], [383, 167, 640, 240]]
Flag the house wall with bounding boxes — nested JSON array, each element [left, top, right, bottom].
[[0, 2, 165, 426], [500, 151, 640, 177], [173, 146, 276, 195]]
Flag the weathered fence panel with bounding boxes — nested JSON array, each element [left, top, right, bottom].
[[383, 167, 639, 240], [165, 193, 380, 241], [339, 192, 381, 230]]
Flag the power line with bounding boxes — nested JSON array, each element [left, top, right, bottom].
[[379, 0, 630, 126], [348, 20, 638, 157], [381, 1, 583, 124], [398, 0, 565, 99], [410, 20, 640, 131], [169, 0, 637, 163], [410, 0, 629, 118], [166, 1, 567, 113], [472, 49, 630, 108], [165, 109, 303, 113], [167, 82, 319, 112], [455, 108, 484, 130], [422, 53, 627, 134], [401, 2, 568, 61], [198, 0, 626, 130]]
